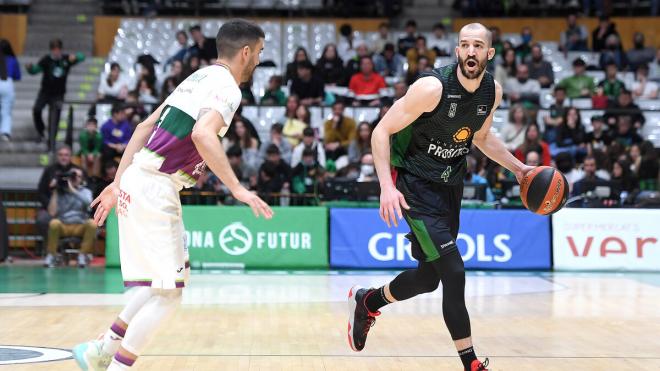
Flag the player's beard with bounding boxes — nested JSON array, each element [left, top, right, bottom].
[[241, 60, 258, 83], [458, 54, 487, 80]]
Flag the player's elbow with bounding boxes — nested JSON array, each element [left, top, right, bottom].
[[472, 132, 489, 148]]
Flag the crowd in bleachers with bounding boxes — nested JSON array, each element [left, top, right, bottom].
[[81, 15, 660, 207]]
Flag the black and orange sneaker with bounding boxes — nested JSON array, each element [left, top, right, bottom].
[[347, 285, 380, 352], [470, 358, 489, 371]]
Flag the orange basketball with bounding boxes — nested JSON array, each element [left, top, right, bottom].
[[519, 166, 569, 215]]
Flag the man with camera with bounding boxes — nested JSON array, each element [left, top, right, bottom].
[[44, 167, 96, 268]]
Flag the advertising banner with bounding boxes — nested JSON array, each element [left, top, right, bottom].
[[330, 208, 551, 269], [552, 208, 660, 271], [106, 206, 328, 269]]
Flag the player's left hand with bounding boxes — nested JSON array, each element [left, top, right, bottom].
[[233, 187, 274, 219], [515, 165, 536, 184]]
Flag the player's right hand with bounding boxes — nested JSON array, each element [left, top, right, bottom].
[[91, 182, 120, 226], [233, 187, 274, 220], [379, 185, 410, 228]]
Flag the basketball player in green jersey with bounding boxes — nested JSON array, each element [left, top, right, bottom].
[[347, 23, 535, 371]]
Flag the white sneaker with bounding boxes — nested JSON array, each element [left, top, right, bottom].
[[72, 340, 112, 371], [78, 254, 87, 268], [44, 254, 55, 268]]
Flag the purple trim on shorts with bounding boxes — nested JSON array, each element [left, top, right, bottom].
[[110, 323, 126, 338], [184, 261, 190, 269], [175, 281, 185, 288], [124, 280, 152, 288], [114, 353, 135, 366]]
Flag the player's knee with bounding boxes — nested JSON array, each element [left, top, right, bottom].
[[417, 275, 440, 293], [159, 288, 183, 306]]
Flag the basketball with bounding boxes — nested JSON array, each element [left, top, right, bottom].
[[520, 166, 569, 215]]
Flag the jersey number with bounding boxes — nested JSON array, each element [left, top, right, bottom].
[[441, 166, 452, 183]]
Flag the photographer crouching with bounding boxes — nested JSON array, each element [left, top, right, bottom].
[[45, 167, 96, 268]]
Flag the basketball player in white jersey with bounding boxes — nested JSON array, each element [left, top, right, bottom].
[[72, 20, 272, 370]]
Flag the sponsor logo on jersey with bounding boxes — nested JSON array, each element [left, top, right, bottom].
[[192, 161, 207, 176], [477, 105, 488, 116], [427, 143, 470, 159], [452, 127, 472, 143], [447, 94, 462, 99], [448, 102, 457, 118]]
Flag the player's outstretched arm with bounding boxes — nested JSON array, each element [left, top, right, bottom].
[[372, 76, 442, 227], [472, 81, 534, 184], [191, 110, 273, 219], [91, 103, 166, 226]]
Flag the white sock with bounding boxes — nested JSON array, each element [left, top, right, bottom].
[[102, 287, 154, 355], [120, 288, 182, 356], [101, 326, 124, 355]]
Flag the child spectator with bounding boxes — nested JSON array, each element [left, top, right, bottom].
[[79, 118, 102, 177]]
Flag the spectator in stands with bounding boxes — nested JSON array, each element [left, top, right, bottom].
[[397, 20, 418, 56], [554, 152, 582, 190], [571, 155, 606, 197], [428, 23, 453, 57], [37, 145, 76, 241], [372, 22, 393, 55], [257, 144, 291, 205], [373, 43, 405, 79], [592, 16, 618, 53], [505, 64, 541, 108], [227, 145, 258, 191], [464, 155, 494, 202], [393, 81, 407, 101], [160, 76, 177, 103], [183, 54, 200, 78], [134, 54, 158, 87], [133, 77, 159, 106], [100, 104, 132, 166], [585, 115, 612, 154], [525, 151, 540, 166], [629, 143, 642, 174], [27, 38, 84, 147], [315, 44, 345, 86], [97, 63, 128, 103], [291, 127, 325, 168], [240, 80, 255, 105], [291, 147, 325, 206], [611, 159, 638, 195], [356, 152, 377, 182], [337, 24, 357, 62], [526, 44, 554, 88], [632, 64, 658, 99], [259, 123, 292, 164], [280, 96, 306, 145], [344, 42, 371, 81], [494, 48, 517, 86], [44, 167, 95, 268], [490, 26, 504, 57], [187, 24, 216, 64], [406, 36, 437, 78], [612, 116, 643, 149], [348, 122, 373, 164], [285, 47, 311, 84], [626, 32, 656, 72], [222, 119, 260, 170], [605, 89, 645, 130], [349, 57, 386, 106], [406, 55, 432, 85], [92, 160, 117, 199], [554, 106, 587, 159], [166, 30, 189, 66], [638, 141, 659, 190], [558, 58, 594, 99], [79, 118, 102, 178], [501, 104, 529, 151], [514, 123, 551, 166], [599, 34, 627, 71], [598, 61, 626, 100], [543, 86, 568, 144], [260, 75, 287, 105], [324, 100, 356, 161], [515, 27, 533, 62], [650, 49, 660, 81], [560, 13, 589, 52], [0, 38, 19, 142], [167, 59, 184, 82], [290, 61, 324, 106], [372, 101, 391, 127]]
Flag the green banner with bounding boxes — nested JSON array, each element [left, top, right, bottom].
[[106, 206, 328, 269]]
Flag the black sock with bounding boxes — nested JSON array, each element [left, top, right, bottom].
[[364, 286, 391, 313], [458, 346, 477, 370]]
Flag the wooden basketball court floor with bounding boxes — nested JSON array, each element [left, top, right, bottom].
[[1, 267, 660, 370]]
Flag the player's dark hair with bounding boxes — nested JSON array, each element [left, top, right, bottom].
[[49, 38, 63, 50], [216, 19, 265, 59]]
